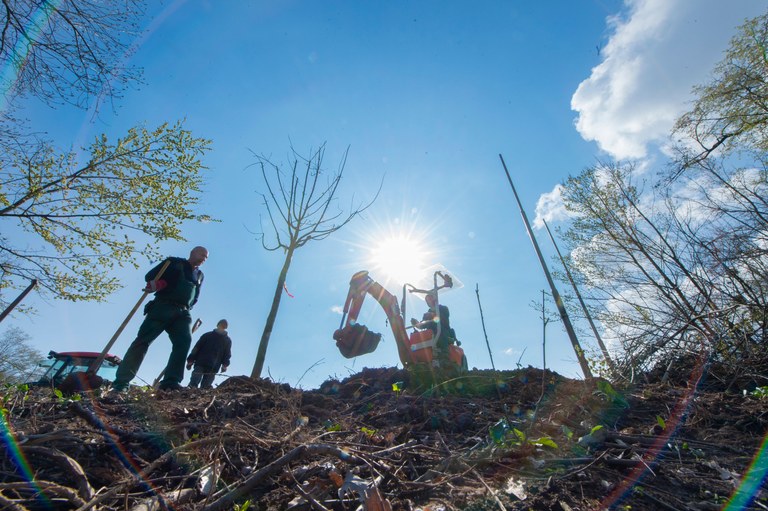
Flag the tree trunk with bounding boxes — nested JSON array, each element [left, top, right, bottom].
[[251, 247, 295, 378]]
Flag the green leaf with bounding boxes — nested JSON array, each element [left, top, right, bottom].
[[531, 437, 559, 449]]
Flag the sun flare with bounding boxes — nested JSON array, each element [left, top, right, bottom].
[[369, 235, 428, 285]]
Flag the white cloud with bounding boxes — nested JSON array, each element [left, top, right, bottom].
[[533, 184, 571, 229], [331, 305, 344, 315], [572, 0, 766, 160]]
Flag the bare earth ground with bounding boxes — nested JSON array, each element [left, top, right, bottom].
[[2, 361, 768, 510]]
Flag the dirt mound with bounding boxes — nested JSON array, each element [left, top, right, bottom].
[[1, 365, 767, 510]]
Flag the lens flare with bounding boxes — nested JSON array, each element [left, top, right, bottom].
[[369, 235, 427, 286]]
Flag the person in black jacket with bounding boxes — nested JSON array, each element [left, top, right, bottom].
[[411, 293, 453, 365], [186, 319, 232, 389], [111, 246, 208, 393]]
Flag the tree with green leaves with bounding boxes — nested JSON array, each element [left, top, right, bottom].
[[673, 10, 768, 166], [1, 122, 211, 306], [249, 144, 378, 379], [0, 1, 213, 311]]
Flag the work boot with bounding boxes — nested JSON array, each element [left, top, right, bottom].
[[158, 382, 182, 391], [103, 386, 128, 403]]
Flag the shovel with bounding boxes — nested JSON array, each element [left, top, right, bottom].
[[58, 259, 172, 394]]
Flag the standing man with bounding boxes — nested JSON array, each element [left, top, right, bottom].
[[111, 246, 208, 393], [186, 319, 232, 389]]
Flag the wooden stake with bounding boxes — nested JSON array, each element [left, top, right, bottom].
[[499, 154, 593, 379]]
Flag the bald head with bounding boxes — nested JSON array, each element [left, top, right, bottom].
[[189, 246, 209, 268]]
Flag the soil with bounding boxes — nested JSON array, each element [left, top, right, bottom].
[[2, 360, 768, 510]]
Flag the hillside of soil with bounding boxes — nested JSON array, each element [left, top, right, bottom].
[[1, 361, 768, 510]]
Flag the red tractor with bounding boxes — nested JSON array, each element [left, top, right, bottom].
[[333, 270, 468, 381], [32, 351, 122, 390]]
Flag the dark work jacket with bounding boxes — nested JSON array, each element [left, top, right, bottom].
[[421, 304, 451, 338], [187, 329, 232, 371], [147, 257, 204, 308]]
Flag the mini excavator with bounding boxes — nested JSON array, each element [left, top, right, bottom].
[[333, 270, 468, 379]]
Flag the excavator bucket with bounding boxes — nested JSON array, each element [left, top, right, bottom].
[[333, 323, 382, 358]]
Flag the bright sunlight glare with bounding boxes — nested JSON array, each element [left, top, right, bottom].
[[369, 236, 428, 286]]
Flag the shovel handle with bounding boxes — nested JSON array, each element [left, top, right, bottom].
[[88, 259, 173, 374]]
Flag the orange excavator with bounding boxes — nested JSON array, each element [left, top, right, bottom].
[[333, 270, 468, 377]]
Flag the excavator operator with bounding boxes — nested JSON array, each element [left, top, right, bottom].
[[411, 293, 454, 366]]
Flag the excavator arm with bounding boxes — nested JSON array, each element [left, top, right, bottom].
[[333, 271, 413, 366]]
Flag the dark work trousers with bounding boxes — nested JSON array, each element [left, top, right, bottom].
[[188, 365, 216, 389], [113, 302, 192, 389]]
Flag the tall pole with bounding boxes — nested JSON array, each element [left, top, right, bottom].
[[499, 154, 593, 379], [543, 220, 617, 374], [475, 284, 496, 371], [541, 289, 549, 372], [0, 279, 38, 323]]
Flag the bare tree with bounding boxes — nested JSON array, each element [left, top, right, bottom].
[[249, 143, 378, 379], [557, 11, 768, 379], [0, 327, 44, 384], [561, 158, 768, 376], [561, 162, 719, 374], [0, 0, 145, 113]]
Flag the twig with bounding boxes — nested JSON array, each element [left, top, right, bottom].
[[235, 417, 277, 447], [372, 439, 420, 457], [636, 488, 683, 511], [139, 434, 254, 479], [128, 488, 196, 511], [295, 359, 325, 388], [435, 431, 503, 511], [22, 446, 94, 499], [75, 484, 127, 511], [0, 492, 29, 511], [633, 453, 656, 477], [555, 451, 608, 480], [467, 466, 506, 511], [291, 475, 332, 511], [203, 395, 216, 419], [203, 444, 367, 511], [0, 480, 86, 508]]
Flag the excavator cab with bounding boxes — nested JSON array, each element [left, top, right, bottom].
[[32, 351, 122, 388], [333, 269, 468, 375]]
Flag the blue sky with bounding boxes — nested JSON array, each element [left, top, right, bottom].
[[6, 0, 766, 389]]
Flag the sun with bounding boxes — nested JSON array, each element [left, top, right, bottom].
[[369, 235, 428, 286]]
